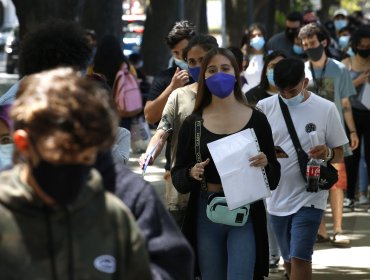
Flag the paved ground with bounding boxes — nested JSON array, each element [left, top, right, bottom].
[[128, 145, 370, 280]]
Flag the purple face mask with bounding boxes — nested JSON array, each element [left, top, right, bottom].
[[205, 72, 236, 99], [189, 66, 201, 82]]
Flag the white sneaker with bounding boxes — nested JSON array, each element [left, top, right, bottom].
[[269, 255, 280, 273], [359, 195, 369, 205], [343, 198, 355, 211]]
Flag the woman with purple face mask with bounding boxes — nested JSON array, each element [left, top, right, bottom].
[[171, 48, 281, 280]]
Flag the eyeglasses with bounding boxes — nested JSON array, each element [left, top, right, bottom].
[[0, 135, 13, 145]]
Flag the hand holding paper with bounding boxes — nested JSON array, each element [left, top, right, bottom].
[[207, 128, 271, 210], [249, 152, 268, 167]]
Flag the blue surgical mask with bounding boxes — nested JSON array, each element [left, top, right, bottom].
[[188, 66, 201, 82], [347, 47, 355, 57], [280, 87, 305, 106], [266, 68, 275, 87], [293, 44, 304, 55], [205, 72, 236, 99], [250, 36, 265, 51], [0, 144, 14, 169], [334, 20, 347, 31], [173, 57, 188, 70], [338, 35, 350, 49]]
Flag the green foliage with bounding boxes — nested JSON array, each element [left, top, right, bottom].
[[293, 0, 313, 12], [340, 0, 362, 12], [274, 0, 313, 29], [275, 10, 286, 29]]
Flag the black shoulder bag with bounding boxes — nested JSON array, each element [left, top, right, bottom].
[[278, 97, 338, 190]]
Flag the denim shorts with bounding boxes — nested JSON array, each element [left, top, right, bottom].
[[269, 207, 323, 262]]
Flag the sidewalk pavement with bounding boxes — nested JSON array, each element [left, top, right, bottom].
[[128, 148, 370, 280]]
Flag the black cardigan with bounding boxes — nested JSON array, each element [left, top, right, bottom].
[[171, 109, 281, 279]]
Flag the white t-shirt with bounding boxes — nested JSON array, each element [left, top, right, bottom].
[[242, 54, 264, 92], [257, 92, 348, 216]]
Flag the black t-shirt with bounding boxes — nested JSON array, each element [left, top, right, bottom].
[[171, 109, 281, 192], [245, 86, 271, 106], [147, 65, 194, 102], [147, 66, 178, 102]]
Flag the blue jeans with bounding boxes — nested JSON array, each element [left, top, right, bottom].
[[267, 213, 280, 257], [270, 207, 323, 262], [196, 193, 256, 280]]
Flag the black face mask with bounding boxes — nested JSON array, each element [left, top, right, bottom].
[[32, 159, 92, 206], [285, 28, 299, 41], [357, 48, 370, 58], [305, 45, 324, 62]]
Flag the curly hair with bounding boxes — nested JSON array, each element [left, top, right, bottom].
[[298, 22, 330, 45], [12, 68, 118, 153], [165, 20, 196, 49], [18, 19, 91, 77]]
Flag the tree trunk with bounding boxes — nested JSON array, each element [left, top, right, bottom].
[[12, 0, 122, 40], [198, 0, 208, 34], [141, 0, 177, 76], [226, 0, 248, 47], [184, 0, 207, 34], [78, 0, 123, 40], [317, 0, 340, 23], [253, 0, 275, 39]]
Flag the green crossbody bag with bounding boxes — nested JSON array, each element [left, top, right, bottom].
[[194, 120, 250, 227]]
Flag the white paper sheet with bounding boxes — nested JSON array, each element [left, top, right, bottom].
[[207, 129, 271, 210], [360, 82, 370, 110]]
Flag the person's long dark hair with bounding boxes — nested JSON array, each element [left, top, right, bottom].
[[93, 35, 128, 87], [258, 51, 287, 91], [245, 23, 268, 55], [194, 48, 248, 114]]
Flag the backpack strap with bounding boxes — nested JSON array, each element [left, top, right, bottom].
[[194, 118, 207, 192]]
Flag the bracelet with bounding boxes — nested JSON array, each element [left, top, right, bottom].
[[327, 148, 335, 163], [325, 147, 333, 162], [350, 131, 357, 134]]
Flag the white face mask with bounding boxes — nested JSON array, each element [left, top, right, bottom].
[[173, 57, 188, 70], [280, 83, 306, 106], [0, 143, 14, 169]]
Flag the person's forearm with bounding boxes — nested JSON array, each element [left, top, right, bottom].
[[330, 147, 344, 164], [144, 85, 175, 124], [341, 98, 356, 132], [145, 130, 166, 161], [352, 78, 363, 88]]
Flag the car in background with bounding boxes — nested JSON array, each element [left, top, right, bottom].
[[0, 26, 15, 51], [123, 31, 142, 56], [122, 14, 145, 56], [4, 26, 19, 74]]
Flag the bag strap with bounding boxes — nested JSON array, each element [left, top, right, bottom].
[[278, 97, 305, 155], [195, 119, 207, 191]]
